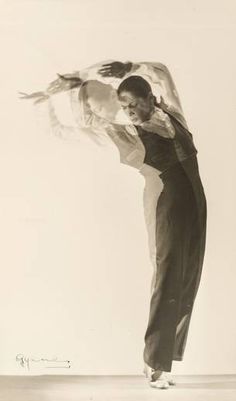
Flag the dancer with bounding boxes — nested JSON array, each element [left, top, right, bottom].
[[20, 60, 207, 389], [110, 65, 207, 387]]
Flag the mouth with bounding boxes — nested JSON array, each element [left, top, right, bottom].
[[129, 113, 140, 123]]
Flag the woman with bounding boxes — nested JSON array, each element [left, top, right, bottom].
[[86, 64, 207, 386], [20, 60, 207, 389], [114, 73, 207, 387]]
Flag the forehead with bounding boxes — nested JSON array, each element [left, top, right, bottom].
[[88, 95, 111, 108], [87, 97, 100, 106], [86, 85, 115, 104], [118, 91, 140, 105]]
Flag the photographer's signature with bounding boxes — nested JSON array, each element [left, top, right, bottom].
[[16, 354, 71, 370]]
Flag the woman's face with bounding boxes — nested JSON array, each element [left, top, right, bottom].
[[87, 89, 120, 121], [118, 90, 154, 124]]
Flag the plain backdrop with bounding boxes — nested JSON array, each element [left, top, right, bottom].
[[0, 0, 235, 375]]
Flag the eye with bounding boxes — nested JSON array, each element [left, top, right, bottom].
[[129, 101, 138, 108]]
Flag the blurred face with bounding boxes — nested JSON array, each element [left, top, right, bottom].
[[118, 90, 154, 124], [87, 88, 120, 121]]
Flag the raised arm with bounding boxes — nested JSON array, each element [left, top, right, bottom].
[[47, 98, 83, 141], [42, 60, 127, 97], [50, 95, 145, 169], [98, 61, 183, 110], [132, 62, 183, 109], [98, 60, 189, 129], [19, 68, 109, 143]]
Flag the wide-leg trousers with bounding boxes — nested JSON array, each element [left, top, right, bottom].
[[143, 155, 207, 372]]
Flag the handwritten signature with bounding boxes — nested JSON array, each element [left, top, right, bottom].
[[16, 354, 71, 370]]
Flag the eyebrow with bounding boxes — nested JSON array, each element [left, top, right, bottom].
[[119, 98, 138, 107], [119, 94, 136, 102]]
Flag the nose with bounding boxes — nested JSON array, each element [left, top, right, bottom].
[[122, 105, 136, 118], [127, 108, 135, 116]]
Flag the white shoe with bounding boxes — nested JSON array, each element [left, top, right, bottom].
[[149, 378, 169, 389], [143, 364, 176, 386], [143, 364, 158, 381], [161, 372, 176, 386]]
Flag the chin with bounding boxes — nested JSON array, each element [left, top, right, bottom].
[[129, 116, 142, 125], [132, 113, 149, 124], [140, 115, 150, 123]]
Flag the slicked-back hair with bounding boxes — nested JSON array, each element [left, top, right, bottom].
[[117, 75, 153, 99]]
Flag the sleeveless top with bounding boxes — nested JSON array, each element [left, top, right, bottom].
[[134, 107, 198, 174]]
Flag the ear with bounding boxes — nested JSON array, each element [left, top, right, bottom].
[[148, 91, 155, 105]]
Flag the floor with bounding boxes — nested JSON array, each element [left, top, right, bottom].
[[0, 375, 236, 401]]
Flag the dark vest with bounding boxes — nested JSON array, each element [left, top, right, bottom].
[[134, 107, 198, 173]]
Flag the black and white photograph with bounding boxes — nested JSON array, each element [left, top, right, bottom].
[[0, 1, 235, 400]]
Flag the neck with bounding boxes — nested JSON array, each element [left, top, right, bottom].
[[144, 105, 156, 122]]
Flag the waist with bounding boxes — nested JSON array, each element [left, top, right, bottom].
[[159, 154, 200, 183]]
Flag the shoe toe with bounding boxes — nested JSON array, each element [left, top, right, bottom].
[[149, 379, 169, 389]]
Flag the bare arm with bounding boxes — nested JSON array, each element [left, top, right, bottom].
[[98, 60, 189, 129], [132, 62, 183, 110]]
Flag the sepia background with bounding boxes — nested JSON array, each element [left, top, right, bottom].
[[0, 0, 235, 376]]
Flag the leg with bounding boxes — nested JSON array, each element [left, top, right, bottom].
[[172, 191, 207, 360], [143, 189, 185, 373], [143, 172, 206, 372]]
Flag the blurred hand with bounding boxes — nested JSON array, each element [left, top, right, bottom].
[[19, 73, 83, 105], [46, 74, 83, 95], [98, 62, 132, 78], [18, 91, 49, 104]]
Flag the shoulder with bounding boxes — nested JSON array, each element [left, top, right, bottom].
[[158, 101, 189, 131]]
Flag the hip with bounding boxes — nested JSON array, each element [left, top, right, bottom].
[[158, 156, 206, 216]]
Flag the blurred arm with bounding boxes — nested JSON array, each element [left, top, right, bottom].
[[105, 124, 145, 170], [48, 98, 86, 142]]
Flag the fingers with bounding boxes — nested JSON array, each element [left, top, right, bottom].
[[99, 66, 112, 71], [18, 94, 29, 99], [46, 74, 82, 95], [57, 73, 74, 80], [57, 73, 82, 82], [18, 89, 49, 104], [34, 98, 45, 105], [98, 67, 112, 74], [34, 95, 49, 104], [100, 63, 113, 67], [99, 71, 113, 77], [18, 91, 45, 99], [98, 62, 126, 78], [47, 80, 63, 93], [57, 73, 70, 80], [98, 62, 115, 75], [48, 79, 60, 88], [98, 67, 118, 77], [98, 69, 111, 74]]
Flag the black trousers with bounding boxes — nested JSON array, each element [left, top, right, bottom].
[[143, 155, 207, 372]]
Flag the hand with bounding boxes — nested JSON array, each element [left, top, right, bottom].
[[46, 73, 83, 95], [18, 91, 49, 105], [98, 61, 132, 78], [18, 73, 83, 104]]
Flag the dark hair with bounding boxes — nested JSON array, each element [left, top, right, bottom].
[[117, 75, 153, 99]]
